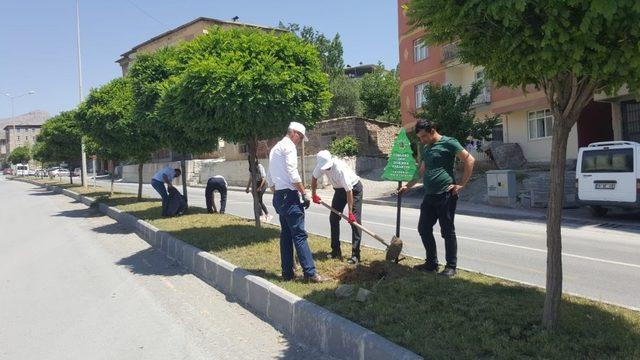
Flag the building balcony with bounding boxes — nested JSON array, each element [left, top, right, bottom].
[[464, 85, 492, 106], [442, 43, 460, 62]]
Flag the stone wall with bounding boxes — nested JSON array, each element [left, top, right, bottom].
[[220, 117, 400, 162]]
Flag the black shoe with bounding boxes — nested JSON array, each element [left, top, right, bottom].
[[346, 256, 359, 265], [438, 267, 456, 277], [220, 210, 225, 214], [413, 262, 439, 272]]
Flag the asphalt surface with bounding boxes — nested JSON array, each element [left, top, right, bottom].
[[0, 177, 328, 360], [86, 177, 640, 310]]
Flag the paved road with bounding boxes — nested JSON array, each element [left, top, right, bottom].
[[84, 177, 640, 310], [0, 178, 328, 360]]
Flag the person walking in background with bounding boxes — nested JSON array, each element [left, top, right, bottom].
[[267, 122, 328, 283], [205, 175, 228, 214], [151, 165, 181, 217], [245, 159, 272, 222], [399, 120, 475, 277], [311, 150, 363, 265]]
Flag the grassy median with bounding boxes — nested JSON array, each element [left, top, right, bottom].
[[28, 179, 640, 359]]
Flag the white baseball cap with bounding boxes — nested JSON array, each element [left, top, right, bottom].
[[288, 121, 308, 141], [314, 150, 334, 172]]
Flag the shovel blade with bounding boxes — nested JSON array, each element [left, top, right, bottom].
[[385, 236, 403, 262]]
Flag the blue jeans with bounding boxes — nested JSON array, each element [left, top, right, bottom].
[[151, 179, 169, 216], [273, 189, 316, 278]]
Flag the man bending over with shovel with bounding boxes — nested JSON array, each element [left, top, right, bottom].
[[311, 150, 363, 265], [399, 120, 475, 277]]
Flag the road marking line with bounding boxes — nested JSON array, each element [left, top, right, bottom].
[[356, 219, 640, 270], [106, 182, 640, 270]]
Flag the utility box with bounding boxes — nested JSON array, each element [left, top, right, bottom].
[[486, 170, 517, 207]]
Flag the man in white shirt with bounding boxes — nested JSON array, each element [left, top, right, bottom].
[[311, 150, 363, 264], [151, 165, 181, 217], [267, 122, 327, 283], [205, 175, 228, 214]]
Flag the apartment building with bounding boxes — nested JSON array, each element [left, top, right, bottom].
[[0, 110, 50, 155], [397, 0, 619, 163]]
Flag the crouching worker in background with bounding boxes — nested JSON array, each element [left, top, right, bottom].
[[151, 165, 181, 217], [206, 175, 228, 214]]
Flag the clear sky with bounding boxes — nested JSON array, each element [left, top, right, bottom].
[[0, 0, 399, 119]]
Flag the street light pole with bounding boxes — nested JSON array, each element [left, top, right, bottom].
[[76, 0, 88, 187], [4, 91, 35, 155]]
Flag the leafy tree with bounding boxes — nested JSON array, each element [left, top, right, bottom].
[[32, 110, 82, 184], [163, 27, 331, 227], [128, 48, 183, 201], [416, 81, 500, 144], [360, 66, 401, 122], [407, 0, 640, 329], [7, 145, 31, 165], [329, 136, 359, 157], [76, 77, 150, 196], [327, 74, 363, 118], [279, 22, 344, 77]]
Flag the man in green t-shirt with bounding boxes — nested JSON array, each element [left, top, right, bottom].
[[399, 120, 475, 277]]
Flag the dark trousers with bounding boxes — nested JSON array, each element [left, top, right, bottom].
[[417, 192, 458, 268], [273, 189, 316, 278], [329, 181, 363, 259], [151, 179, 169, 216], [205, 177, 227, 213], [256, 180, 269, 215]]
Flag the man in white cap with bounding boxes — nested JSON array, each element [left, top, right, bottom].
[[267, 122, 328, 282], [311, 150, 363, 265]]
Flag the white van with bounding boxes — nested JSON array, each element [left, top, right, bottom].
[[576, 141, 640, 216], [15, 164, 29, 176]]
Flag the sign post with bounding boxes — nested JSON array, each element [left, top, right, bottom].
[[381, 128, 418, 238]]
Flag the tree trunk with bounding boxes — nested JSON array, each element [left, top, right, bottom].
[[110, 169, 115, 197], [540, 75, 596, 330], [248, 137, 262, 228], [542, 120, 572, 329], [137, 163, 143, 201], [181, 159, 188, 205]]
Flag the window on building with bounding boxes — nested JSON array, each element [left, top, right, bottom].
[[413, 39, 428, 62], [528, 109, 553, 140], [415, 82, 428, 110], [491, 123, 504, 142]]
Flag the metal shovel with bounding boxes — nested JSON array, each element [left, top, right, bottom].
[[319, 201, 403, 262]]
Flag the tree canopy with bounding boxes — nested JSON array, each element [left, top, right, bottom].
[[7, 145, 31, 165], [416, 81, 499, 143], [279, 22, 345, 76], [33, 110, 82, 167], [359, 66, 401, 122], [327, 74, 363, 118], [407, 0, 640, 329]]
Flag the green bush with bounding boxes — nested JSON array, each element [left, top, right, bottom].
[[329, 136, 359, 157]]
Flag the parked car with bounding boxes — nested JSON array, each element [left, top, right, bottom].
[[2, 168, 13, 175], [34, 169, 47, 178], [27, 169, 36, 176], [57, 168, 70, 177], [576, 141, 640, 216], [73, 167, 81, 177]]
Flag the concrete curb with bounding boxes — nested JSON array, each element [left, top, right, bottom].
[[16, 179, 423, 360]]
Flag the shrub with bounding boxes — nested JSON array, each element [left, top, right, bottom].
[[329, 136, 359, 157]]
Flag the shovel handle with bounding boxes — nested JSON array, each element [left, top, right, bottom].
[[319, 201, 390, 248]]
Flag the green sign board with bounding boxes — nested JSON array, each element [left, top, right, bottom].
[[381, 128, 418, 181]]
